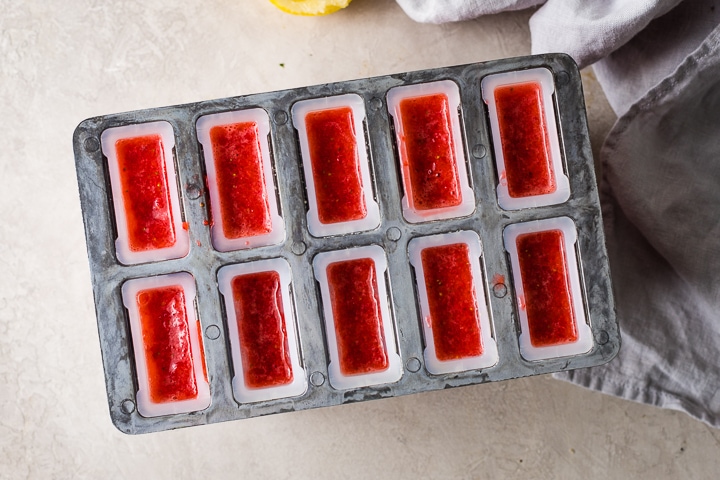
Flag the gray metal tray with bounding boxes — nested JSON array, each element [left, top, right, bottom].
[[73, 53, 619, 435]]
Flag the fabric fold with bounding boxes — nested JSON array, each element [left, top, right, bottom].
[[396, 0, 720, 427], [529, 0, 683, 69], [554, 26, 720, 428], [395, 0, 545, 24]]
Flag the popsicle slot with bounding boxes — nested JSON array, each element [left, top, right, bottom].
[[291, 94, 381, 237], [386, 80, 475, 223], [503, 217, 593, 361], [122, 272, 210, 417], [101, 121, 190, 264], [482, 68, 570, 210], [408, 231, 498, 374], [218, 258, 307, 404], [313, 245, 402, 390], [196, 109, 285, 252]]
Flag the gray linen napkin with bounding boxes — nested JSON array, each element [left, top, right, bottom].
[[396, 0, 720, 427]]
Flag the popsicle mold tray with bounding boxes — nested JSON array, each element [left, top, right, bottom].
[[73, 54, 618, 434]]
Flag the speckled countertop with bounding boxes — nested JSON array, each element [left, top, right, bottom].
[[1, 1, 718, 478]]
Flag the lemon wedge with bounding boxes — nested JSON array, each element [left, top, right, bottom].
[[269, 0, 352, 16]]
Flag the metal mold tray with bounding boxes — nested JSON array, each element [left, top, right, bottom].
[[73, 53, 618, 434]]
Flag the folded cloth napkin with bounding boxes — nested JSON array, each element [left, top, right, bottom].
[[397, 0, 720, 427]]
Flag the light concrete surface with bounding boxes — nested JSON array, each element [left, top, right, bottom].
[[1, 0, 719, 478]]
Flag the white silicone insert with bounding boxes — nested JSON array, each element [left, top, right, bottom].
[[313, 245, 402, 390], [387, 80, 475, 223], [503, 217, 593, 361], [196, 109, 285, 252], [408, 230, 498, 374], [101, 121, 190, 265], [291, 94, 380, 237], [122, 272, 211, 417], [482, 68, 570, 210], [218, 258, 307, 403]]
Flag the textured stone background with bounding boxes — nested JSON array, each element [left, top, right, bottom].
[[1, 0, 718, 478]]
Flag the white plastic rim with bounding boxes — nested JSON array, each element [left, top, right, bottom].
[[217, 258, 307, 403], [122, 272, 211, 417], [481, 68, 570, 210], [291, 94, 381, 237], [313, 245, 402, 390], [408, 230, 498, 375], [101, 121, 190, 265], [503, 217, 593, 361], [386, 80, 475, 223], [196, 109, 285, 252]]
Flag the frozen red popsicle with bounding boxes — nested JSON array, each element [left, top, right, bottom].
[[197, 109, 285, 252], [123, 272, 210, 417], [231, 271, 294, 388], [102, 122, 189, 264], [408, 231, 498, 374], [503, 217, 593, 361], [421, 243, 483, 360], [482, 68, 570, 211], [313, 245, 402, 389], [326, 258, 389, 375], [398, 93, 462, 211], [137, 285, 201, 403], [387, 80, 474, 223], [516, 229, 578, 347], [494, 82, 556, 198], [305, 107, 367, 225], [115, 134, 177, 252], [209, 122, 273, 239], [292, 94, 380, 237], [218, 258, 307, 403]]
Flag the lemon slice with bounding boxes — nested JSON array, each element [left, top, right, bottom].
[[269, 0, 352, 16]]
